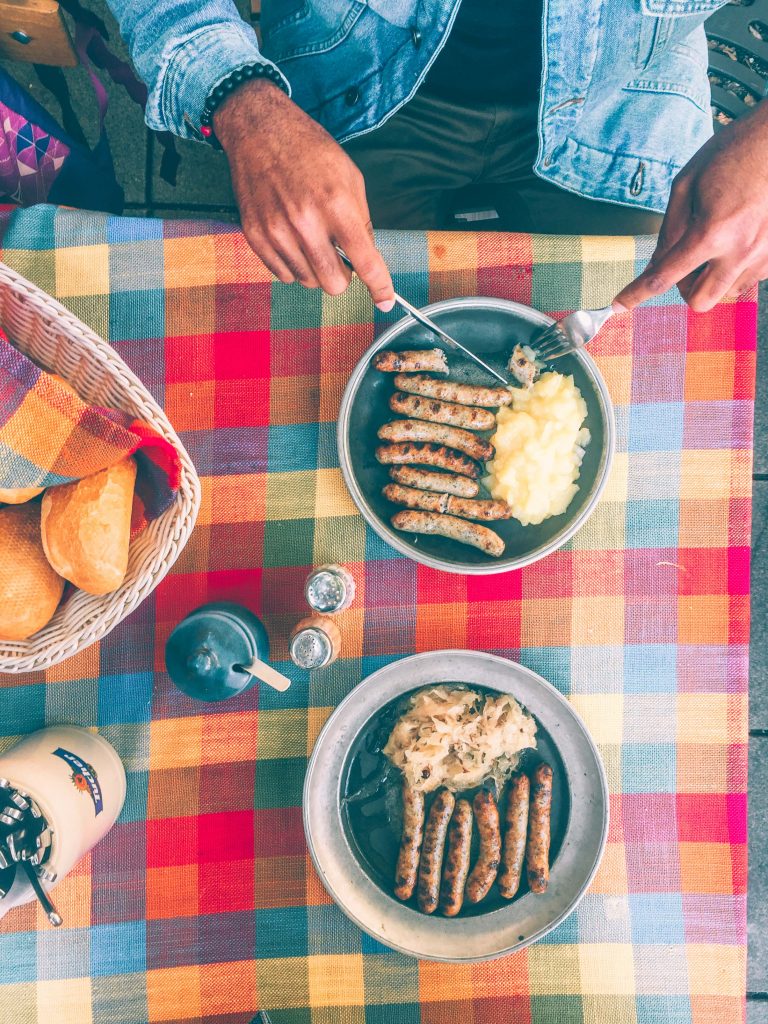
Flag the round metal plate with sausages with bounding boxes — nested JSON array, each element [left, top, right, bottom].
[[303, 650, 608, 962], [337, 297, 615, 576]]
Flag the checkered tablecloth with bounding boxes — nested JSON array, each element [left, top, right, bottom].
[[0, 204, 754, 1024]]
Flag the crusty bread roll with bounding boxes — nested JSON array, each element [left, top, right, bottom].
[[0, 503, 65, 640], [0, 485, 45, 504], [41, 457, 137, 595]]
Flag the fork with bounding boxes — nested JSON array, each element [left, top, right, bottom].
[[530, 305, 616, 362]]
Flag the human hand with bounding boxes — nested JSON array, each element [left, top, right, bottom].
[[214, 78, 395, 309], [614, 100, 768, 312]]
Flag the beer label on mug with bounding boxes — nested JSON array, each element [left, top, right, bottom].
[[52, 747, 104, 815]]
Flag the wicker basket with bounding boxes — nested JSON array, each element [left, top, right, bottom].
[[0, 261, 201, 674]]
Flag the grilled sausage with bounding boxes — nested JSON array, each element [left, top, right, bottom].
[[384, 483, 447, 513], [498, 773, 530, 899], [378, 420, 494, 462], [417, 788, 456, 914], [446, 496, 513, 521], [394, 782, 425, 901], [438, 799, 473, 917], [392, 510, 505, 557], [384, 484, 513, 523], [389, 392, 496, 431], [375, 443, 480, 479], [394, 373, 513, 408], [373, 349, 448, 373], [465, 790, 502, 904], [388, 465, 480, 498], [526, 762, 553, 894]]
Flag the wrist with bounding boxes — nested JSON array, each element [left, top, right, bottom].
[[203, 63, 289, 148], [213, 77, 285, 148]]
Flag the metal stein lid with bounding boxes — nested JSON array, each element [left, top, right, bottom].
[[290, 627, 333, 669]]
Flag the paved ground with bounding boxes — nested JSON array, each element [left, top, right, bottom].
[[1, 5, 767, 1010]]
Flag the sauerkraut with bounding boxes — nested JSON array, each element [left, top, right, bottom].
[[382, 686, 537, 793]]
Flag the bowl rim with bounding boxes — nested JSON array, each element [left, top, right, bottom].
[[303, 650, 610, 962], [337, 296, 616, 575]]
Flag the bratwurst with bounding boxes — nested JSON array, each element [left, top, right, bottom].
[[526, 763, 553, 894], [417, 788, 456, 914], [497, 773, 530, 900], [438, 798, 473, 917], [465, 790, 502, 903], [394, 782, 425, 902], [375, 443, 480, 479], [394, 373, 513, 408], [373, 349, 448, 373], [392, 510, 505, 557], [383, 483, 513, 522], [388, 465, 480, 498], [377, 420, 494, 462], [389, 391, 496, 431]]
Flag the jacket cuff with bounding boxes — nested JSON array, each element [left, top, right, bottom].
[[150, 20, 291, 140]]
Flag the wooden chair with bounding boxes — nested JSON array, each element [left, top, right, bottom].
[[0, 0, 76, 66]]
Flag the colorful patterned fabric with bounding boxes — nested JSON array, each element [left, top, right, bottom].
[[0, 334, 180, 533], [0, 204, 754, 1024], [0, 111, 68, 207], [0, 68, 123, 213], [0, 69, 69, 206]]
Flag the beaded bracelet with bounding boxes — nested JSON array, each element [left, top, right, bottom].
[[200, 62, 288, 148]]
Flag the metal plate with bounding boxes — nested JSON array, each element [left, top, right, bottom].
[[337, 297, 615, 575], [303, 651, 609, 962]]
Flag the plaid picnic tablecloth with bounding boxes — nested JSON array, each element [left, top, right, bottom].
[[0, 204, 754, 1024]]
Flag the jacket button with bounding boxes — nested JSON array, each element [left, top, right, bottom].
[[345, 86, 360, 106], [411, 25, 422, 46]]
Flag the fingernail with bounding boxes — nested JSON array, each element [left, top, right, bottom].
[[611, 300, 628, 313], [376, 299, 396, 313]]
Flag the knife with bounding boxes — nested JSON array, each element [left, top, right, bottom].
[[334, 246, 510, 386]]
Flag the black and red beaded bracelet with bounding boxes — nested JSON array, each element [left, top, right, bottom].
[[200, 62, 288, 147]]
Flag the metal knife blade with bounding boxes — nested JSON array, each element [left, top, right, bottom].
[[335, 246, 511, 386]]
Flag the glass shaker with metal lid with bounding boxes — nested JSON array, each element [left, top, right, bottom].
[[289, 615, 342, 670], [304, 565, 355, 614]]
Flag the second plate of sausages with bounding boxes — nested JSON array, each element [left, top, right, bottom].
[[304, 650, 609, 961]]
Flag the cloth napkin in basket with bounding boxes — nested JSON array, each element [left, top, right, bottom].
[[0, 332, 180, 533]]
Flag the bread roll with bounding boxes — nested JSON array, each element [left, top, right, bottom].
[[41, 457, 137, 595], [0, 504, 65, 640], [0, 486, 44, 504]]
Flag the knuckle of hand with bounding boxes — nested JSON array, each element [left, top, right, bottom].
[[324, 277, 348, 296], [644, 272, 669, 294], [688, 295, 714, 313], [706, 268, 733, 290], [327, 188, 353, 213], [670, 172, 691, 196], [346, 164, 365, 188], [292, 211, 316, 236]]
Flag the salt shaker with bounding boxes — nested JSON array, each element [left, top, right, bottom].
[[289, 615, 342, 669], [304, 565, 355, 615]]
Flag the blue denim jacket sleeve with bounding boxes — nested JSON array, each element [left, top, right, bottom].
[[105, 0, 290, 140]]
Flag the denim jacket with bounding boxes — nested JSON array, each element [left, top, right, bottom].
[[107, 0, 728, 212]]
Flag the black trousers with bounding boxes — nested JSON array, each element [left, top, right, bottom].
[[344, 91, 664, 235]]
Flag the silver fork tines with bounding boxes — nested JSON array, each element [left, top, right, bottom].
[[532, 305, 615, 361]]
